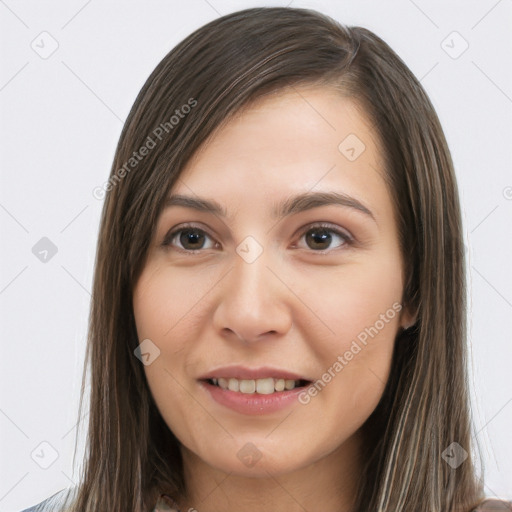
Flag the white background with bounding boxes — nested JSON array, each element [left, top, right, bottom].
[[1, 0, 511, 510]]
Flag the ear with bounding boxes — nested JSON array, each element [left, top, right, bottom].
[[399, 303, 418, 330]]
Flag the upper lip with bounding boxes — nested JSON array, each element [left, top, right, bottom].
[[198, 365, 311, 381]]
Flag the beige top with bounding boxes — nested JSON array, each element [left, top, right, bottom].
[[153, 496, 512, 511], [474, 499, 512, 511], [153, 494, 179, 511]]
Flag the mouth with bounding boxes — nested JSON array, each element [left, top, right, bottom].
[[198, 367, 314, 415], [202, 377, 311, 395]]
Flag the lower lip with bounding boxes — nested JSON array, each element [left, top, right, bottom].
[[199, 380, 309, 415]]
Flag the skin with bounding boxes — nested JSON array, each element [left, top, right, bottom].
[[133, 86, 416, 512]]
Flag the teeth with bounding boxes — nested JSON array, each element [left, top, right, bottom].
[[256, 377, 274, 394], [275, 379, 285, 392], [285, 379, 296, 390], [239, 379, 256, 393], [228, 378, 239, 392], [210, 377, 303, 394]]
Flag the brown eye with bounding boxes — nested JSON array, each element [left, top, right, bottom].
[[178, 229, 207, 250], [298, 224, 352, 252], [162, 226, 217, 252]]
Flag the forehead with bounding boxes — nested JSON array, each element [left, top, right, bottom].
[[171, 86, 389, 221], [187, 86, 379, 165]]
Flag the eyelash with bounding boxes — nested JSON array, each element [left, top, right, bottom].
[[161, 222, 354, 255]]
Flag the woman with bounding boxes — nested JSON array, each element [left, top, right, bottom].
[[20, 7, 510, 512]]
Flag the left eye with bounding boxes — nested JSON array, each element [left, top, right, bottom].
[[296, 224, 352, 252]]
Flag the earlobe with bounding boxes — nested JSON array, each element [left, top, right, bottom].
[[399, 304, 418, 330]]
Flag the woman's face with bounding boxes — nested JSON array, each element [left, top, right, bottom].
[[133, 86, 414, 478]]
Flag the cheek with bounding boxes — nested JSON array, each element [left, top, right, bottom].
[[133, 268, 214, 446], [295, 252, 404, 351], [292, 250, 403, 414], [298, 279, 399, 437], [133, 262, 214, 341]]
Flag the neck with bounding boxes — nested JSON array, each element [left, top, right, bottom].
[[174, 430, 363, 512]]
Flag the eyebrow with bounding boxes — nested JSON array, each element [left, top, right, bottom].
[[165, 191, 375, 221]]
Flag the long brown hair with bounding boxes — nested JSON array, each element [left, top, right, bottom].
[[66, 7, 485, 511]]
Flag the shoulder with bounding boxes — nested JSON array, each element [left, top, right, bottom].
[[19, 489, 177, 512], [472, 498, 512, 511], [18, 487, 76, 512]]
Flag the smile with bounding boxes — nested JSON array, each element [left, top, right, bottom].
[[207, 377, 310, 394]]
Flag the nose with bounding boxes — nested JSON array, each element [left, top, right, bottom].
[[212, 246, 293, 344]]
